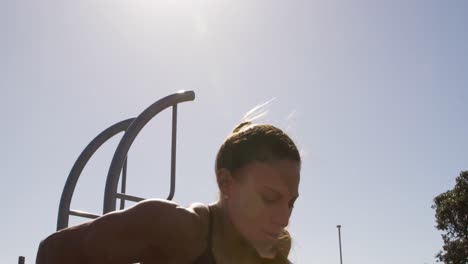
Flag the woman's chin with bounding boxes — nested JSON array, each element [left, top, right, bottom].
[[255, 245, 277, 259], [251, 239, 276, 256]]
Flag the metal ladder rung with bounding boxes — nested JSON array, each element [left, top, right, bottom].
[[116, 193, 145, 203], [69, 210, 100, 219]]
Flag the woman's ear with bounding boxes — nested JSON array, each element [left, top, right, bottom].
[[216, 168, 234, 197]]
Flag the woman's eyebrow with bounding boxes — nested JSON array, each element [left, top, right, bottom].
[[263, 186, 299, 199]]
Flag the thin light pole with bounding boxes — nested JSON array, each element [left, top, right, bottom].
[[337, 225, 343, 264]]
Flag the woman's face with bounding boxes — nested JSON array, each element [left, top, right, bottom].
[[225, 160, 300, 247]]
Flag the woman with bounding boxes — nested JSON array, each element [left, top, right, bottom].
[[36, 121, 301, 264]]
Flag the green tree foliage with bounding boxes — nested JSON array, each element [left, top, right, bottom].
[[432, 171, 468, 264]]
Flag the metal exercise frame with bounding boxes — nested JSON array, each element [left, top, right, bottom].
[[56, 90, 195, 231], [56, 118, 135, 230]]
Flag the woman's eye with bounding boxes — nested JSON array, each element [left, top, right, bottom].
[[262, 195, 277, 204]]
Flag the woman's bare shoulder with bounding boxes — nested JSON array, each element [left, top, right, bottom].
[[37, 199, 212, 263], [127, 199, 210, 226], [81, 199, 211, 262], [124, 199, 211, 253]]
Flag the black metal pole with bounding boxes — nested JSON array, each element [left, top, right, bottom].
[[18, 256, 25, 264], [337, 225, 343, 264], [120, 156, 127, 210], [167, 105, 177, 200]]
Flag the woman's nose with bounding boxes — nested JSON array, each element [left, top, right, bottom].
[[272, 204, 291, 228]]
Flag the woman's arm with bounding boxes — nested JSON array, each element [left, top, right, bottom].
[[36, 199, 209, 264], [36, 221, 89, 264]]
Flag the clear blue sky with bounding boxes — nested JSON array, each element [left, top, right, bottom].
[[2, 0, 467, 263]]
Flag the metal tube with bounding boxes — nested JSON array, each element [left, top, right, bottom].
[[167, 105, 177, 200], [69, 210, 100, 219], [337, 225, 343, 264], [120, 157, 127, 210], [116, 193, 145, 203]]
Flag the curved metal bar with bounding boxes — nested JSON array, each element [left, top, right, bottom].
[[57, 118, 136, 231], [103, 90, 195, 214]]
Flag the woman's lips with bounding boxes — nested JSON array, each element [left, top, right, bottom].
[[263, 231, 280, 239]]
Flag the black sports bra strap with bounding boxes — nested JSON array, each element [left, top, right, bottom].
[[193, 205, 216, 264]]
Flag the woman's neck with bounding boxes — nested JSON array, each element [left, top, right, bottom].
[[210, 202, 277, 260]]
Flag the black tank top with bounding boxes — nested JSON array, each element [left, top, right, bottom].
[[192, 206, 291, 264]]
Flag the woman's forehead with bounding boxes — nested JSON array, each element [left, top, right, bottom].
[[240, 160, 300, 194]]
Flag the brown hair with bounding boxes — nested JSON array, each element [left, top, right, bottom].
[[215, 122, 301, 174]]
